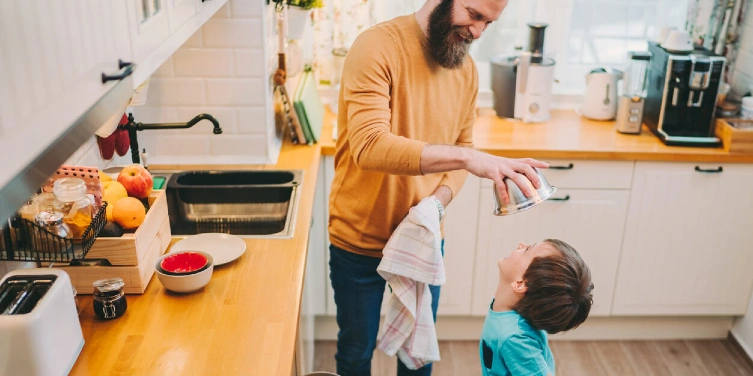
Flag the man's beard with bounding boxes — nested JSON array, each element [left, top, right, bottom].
[[427, 0, 473, 69]]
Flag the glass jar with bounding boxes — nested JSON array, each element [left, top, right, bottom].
[[34, 211, 71, 253], [92, 278, 127, 320], [53, 178, 94, 239]]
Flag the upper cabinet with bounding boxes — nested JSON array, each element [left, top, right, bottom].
[[613, 162, 753, 315], [168, 0, 198, 33], [0, 0, 132, 189], [127, 0, 171, 66]]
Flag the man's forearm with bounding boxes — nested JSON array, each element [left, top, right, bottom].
[[420, 144, 475, 175]]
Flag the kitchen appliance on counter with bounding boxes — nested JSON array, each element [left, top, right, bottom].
[[644, 42, 725, 146], [615, 51, 651, 134], [581, 68, 623, 120], [0, 268, 84, 376], [491, 23, 556, 123]]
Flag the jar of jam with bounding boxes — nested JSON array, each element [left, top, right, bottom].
[[92, 278, 127, 320]]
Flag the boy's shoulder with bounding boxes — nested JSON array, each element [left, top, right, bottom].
[[483, 309, 543, 343]]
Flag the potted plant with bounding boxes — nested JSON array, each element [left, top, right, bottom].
[[286, 0, 323, 39]]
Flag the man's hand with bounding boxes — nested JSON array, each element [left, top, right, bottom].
[[464, 150, 549, 205]]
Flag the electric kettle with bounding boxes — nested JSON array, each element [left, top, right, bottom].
[[581, 68, 623, 120]]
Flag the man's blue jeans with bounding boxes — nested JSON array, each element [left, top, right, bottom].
[[329, 243, 442, 376]]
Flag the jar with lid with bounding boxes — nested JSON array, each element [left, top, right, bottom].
[[52, 178, 94, 239], [34, 211, 71, 253], [92, 278, 127, 320]]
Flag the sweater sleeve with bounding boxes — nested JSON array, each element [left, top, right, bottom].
[[341, 28, 426, 176], [437, 60, 477, 198]]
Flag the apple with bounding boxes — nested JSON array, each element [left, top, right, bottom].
[[117, 164, 153, 199], [103, 181, 128, 204]]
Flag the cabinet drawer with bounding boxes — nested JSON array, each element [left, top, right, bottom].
[[480, 160, 634, 189]]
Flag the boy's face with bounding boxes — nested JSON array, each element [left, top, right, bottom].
[[498, 242, 559, 290]]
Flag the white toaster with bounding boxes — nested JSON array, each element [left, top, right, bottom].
[[0, 268, 84, 376]]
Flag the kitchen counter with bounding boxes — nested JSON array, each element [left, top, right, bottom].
[[321, 108, 753, 162], [69, 142, 322, 376]]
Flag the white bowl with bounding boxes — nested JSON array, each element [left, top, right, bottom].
[[155, 251, 214, 293]]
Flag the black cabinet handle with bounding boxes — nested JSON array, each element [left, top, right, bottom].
[[694, 166, 723, 173], [549, 195, 571, 201], [550, 163, 574, 170], [101, 60, 134, 84]]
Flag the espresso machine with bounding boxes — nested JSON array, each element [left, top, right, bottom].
[[644, 42, 725, 146], [491, 23, 555, 122]]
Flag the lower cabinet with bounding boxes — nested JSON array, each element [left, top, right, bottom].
[[612, 162, 753, 315], [471, 181, 629, 316]]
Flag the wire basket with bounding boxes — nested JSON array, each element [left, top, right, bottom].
[[0, 203, 108, 263]]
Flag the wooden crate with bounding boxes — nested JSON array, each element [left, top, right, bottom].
[[716, 118, 753, 153], [59, 216, 171, 294], [86, 189, 169, 266]]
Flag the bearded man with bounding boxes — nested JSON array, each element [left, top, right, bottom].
[[327, 1, 549, 374]]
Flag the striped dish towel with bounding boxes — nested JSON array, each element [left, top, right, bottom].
[[377, 196, 445, 370]]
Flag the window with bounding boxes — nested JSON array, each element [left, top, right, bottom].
[[316, 0, 688, 96]]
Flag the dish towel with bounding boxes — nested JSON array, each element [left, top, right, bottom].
[[377, 196, 446, 370]]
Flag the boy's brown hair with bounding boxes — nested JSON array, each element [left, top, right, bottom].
[[512, 239, 594, 334]]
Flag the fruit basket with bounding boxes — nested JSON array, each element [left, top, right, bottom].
[[0, 203, 108, 263]]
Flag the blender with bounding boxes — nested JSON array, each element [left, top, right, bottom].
[[615, 52, 651, 134]]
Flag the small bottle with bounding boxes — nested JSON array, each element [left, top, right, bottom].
[[92, 278, 128, 320], [52, 178, 94, 239]]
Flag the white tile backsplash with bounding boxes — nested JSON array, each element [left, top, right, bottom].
[[148, 78, 207, 106], [135, 1, 280, 165], [173, 49, 235, 77], [210, 134, 267, 156], [202, 19, 263, 48], [206, 78, 265, 106], [236, 107, 268, 134], [234, 49, 265, 77], [154, 56, 175, 77]]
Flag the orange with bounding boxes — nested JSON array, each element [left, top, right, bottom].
[[112, 197, 146, 230], [106, 204, 114, 222]]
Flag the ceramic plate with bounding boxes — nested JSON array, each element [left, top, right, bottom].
[[169, 233, 246, 266]]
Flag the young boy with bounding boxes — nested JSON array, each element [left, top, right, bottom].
[[480, 239, 594, 376]]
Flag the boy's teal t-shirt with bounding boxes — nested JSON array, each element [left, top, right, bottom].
[[479, 302, 555, 376]]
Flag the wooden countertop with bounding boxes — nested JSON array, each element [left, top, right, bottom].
[[320, 108, 753, 162], [69, 142, 322, 376]]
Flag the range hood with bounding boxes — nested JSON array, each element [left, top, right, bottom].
[[0, 74, 135, 224]]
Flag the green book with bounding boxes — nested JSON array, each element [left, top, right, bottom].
[[293, 70, 325, 144]]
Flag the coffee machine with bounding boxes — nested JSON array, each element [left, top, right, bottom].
[[644, 42, 725, 146], [491, 23, 555, 122]]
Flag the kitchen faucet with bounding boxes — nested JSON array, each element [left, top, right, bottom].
[[119, 113, 222, 164]]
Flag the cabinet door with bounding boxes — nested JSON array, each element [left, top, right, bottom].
[[437, 175, 481, 315], [324, 156, 337, 315], [127, 0, 170, 64], [0, 0, 132, 191], [472, 183, 629, 316], [167, 0, 197, 33], [306, 158, 327, 316], [612, 162, 753, 315]]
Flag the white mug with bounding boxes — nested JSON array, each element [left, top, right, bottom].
[[662, 30, 693, 52]]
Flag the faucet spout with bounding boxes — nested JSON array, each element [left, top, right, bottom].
[[119, 113, 223, 164]]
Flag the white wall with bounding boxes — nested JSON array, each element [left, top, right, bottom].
[[730, 0, 753, 97], [130, 0, 280, 165]]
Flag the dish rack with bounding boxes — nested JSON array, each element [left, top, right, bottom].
[[0, 203, 108, 263]]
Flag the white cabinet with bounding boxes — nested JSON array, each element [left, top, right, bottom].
[[471, 180, 630, 316], [0, 0, 132, 191], [167, 0, 197, 33], [127, 0, 170, 65], [612, 162, 753, 315], [437, 175, 481, 315]]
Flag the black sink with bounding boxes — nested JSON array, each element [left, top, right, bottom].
[[164, 170, 303, 238]]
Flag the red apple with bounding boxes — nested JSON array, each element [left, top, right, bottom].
[[117, 164, 153, 199]]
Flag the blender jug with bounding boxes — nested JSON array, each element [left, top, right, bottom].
[[616, 52, 651, 134]]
